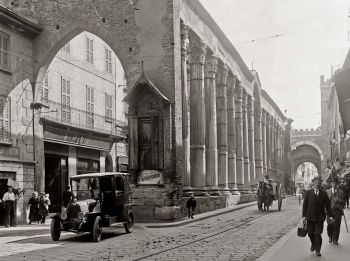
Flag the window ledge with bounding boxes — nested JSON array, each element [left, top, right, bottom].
[[0, 140, 12, 146]]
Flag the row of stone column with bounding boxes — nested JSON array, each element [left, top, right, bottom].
[[181, 25, 284, 196]]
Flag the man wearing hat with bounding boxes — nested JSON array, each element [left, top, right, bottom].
[[302, 176, 334, 257], [2, 186, 17, 227], [326, 177, 345, 245]]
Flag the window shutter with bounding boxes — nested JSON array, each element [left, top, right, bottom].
[[158, 116, 164, 169], [151, 116, 159, 169], [129, 116, 138, 169], [0, 32, 9, 70]]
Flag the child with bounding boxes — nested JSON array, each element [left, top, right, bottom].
[[186, 194, 197, 219]]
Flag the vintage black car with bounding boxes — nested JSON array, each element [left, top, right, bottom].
[[50, 172, 134, 242]]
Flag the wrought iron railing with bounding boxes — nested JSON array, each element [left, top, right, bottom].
[[40, 99, 126, 137]]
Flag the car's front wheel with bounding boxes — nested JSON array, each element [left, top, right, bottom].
[[51, 217, 61, 241], [92, 216, 102, 242], [124, 211, 134, 233]]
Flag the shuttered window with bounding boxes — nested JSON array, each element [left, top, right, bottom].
[[105, 93, 112, 122], [41, 73, 49, 104], [105, 48, 112, 73], [0, 32, 9, 70], [86, 38, 94, 64], [86, 86, 94, 128], [0, 96, 10, 142], [61, 77, 71, 123]]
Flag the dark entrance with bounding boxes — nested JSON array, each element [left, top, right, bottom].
[[0, 172, 16, 226], [45, 155, 68, 212]]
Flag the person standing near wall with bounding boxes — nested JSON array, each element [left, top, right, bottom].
[[2, 186, 18, 227]]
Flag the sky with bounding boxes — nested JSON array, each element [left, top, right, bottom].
[[199, 0, 350, 129]]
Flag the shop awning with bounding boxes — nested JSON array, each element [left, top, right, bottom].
[[123, 72, 170, 104], [333, 67, 350, 132]]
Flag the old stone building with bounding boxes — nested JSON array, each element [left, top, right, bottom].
[[0, 0, 291, 222]]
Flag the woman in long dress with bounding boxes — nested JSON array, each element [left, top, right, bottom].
[[28, 192, 40, 224]]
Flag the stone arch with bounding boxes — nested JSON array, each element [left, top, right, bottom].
[[33, 19, 130, 101], [291, 143, 323, 176]]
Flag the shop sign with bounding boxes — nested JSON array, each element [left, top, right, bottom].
[[137, 170, 164, 185], [0, 146, 20, 158], [44, 127, 110, 150]]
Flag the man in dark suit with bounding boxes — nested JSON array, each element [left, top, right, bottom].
[[302, 176, 334, 257], [326, 177, 345, 245]]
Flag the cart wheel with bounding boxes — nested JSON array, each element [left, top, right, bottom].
[[92, 216, 102, 242], [50, 217, 61, 241], [124, 211, 134, 233], [278, 198, 282, 211]]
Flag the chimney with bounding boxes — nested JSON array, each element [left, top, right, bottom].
[[320, 75, 324, 86]]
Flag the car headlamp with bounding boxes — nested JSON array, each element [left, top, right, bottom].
[[78, 212, 85, 219]]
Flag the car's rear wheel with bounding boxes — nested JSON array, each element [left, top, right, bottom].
[[92, 216, 102, 242], [124, 211, 134, 233], [51, 217, 61, 241]]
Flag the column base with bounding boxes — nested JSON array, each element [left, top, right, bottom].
[[229, 184, 241, 195], [192, 187, 210, 197], [208, 186, 221, 196], [218, 185, 231, 195], [183, 187, 194, 197]]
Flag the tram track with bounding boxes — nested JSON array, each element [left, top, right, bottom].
[[132, 211, 269, 261]]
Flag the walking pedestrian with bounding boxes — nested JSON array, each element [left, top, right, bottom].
[[186, 194, 196, 219], [302, 176, 334, 257], [38, 193, 50, 224], [326, 177, 345, 245], [2, 186, 18, 227], [28, 192, 40, 224]]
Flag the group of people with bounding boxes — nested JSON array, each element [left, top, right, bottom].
[[257, 175, 275, 211], [28, 192, 51, 224], [302, 175, 349, 257]]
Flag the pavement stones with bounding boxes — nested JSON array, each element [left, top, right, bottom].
[[0, 197, 302, 261]]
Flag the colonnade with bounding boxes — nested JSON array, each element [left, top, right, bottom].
[[181, 24, 286, 196]]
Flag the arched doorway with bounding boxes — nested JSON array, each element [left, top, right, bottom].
[[294, 161, 318, 193]]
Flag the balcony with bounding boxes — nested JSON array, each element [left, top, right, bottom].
[[40, 99, 126, 139]]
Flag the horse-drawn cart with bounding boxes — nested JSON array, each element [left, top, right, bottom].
[[257, 180, 284, 211]]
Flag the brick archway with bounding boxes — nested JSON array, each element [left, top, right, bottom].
[[291, 143, 322, 175]]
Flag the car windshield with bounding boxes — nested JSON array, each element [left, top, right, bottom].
[[71, 177, 100, 200]]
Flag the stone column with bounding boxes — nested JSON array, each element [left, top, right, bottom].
[[262, 110, 267, 175], [190, 38, 208, 196], [266, 114, 271, 176], [242, 90, 250, 187], [247, 95, 255, 185], [204, 54, 219, 195], [275, 125, 281, 178], [235, 83, 244, 187], [227, 76, 239, 195], [216, 63, 230, 194], [254, 105, 263, 182], [181, 24, 192, 196]]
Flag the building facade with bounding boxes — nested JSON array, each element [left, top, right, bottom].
[[0, 0, 291, 222]]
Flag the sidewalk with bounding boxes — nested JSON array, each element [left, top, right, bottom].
[[258, 207, 350, 261]]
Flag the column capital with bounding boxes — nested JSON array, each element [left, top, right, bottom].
[[217, 63, 229, 85], [190, 39, 207, 64], [181, 24, 189, 56], [204, 54, 218, 79], [242, 89, 248, 109], [227, 75, 237, 96], [235, 81, 244, 100], [247, 95, 254, 113]]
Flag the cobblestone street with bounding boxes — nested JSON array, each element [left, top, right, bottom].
[[0, 197, 301, 261]]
